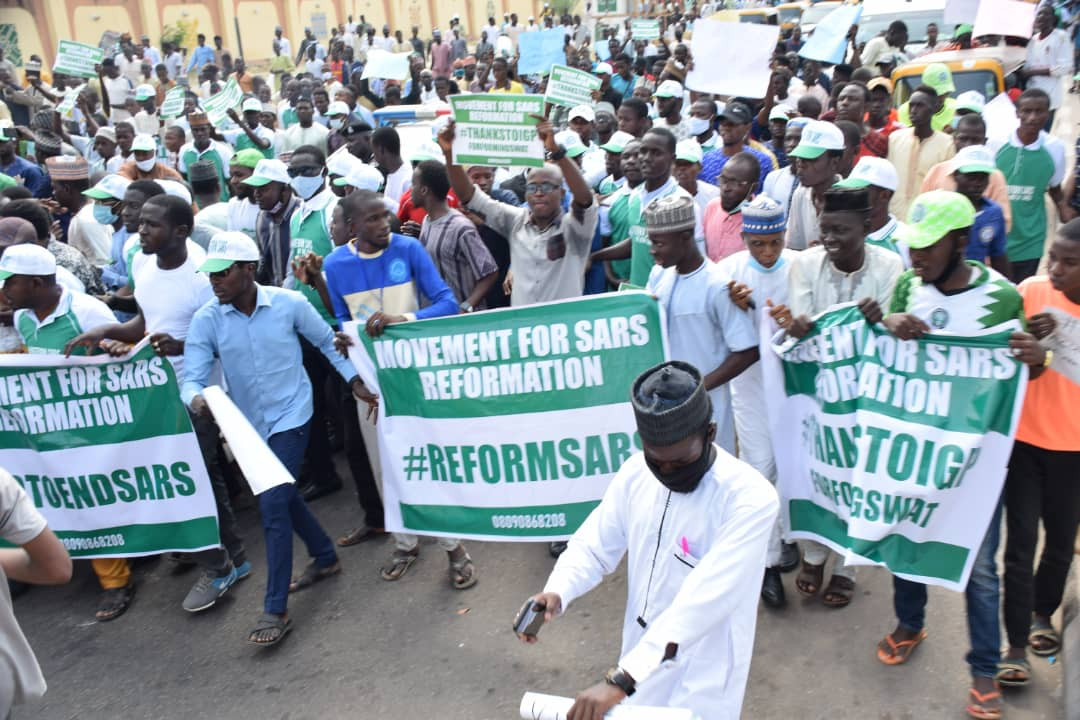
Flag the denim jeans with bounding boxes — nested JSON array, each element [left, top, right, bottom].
[[260, 422, 338, 615], [893, 501, 1002, 678]]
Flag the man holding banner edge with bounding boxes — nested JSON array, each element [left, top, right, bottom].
[[858, 190, 1047, 720]]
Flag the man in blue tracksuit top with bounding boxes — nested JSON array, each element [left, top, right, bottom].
[[322, 189, 479, 590]]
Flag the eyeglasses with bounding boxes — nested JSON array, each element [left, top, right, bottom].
[[719, 175, 752, 189], [526, 182, 561, 195], [287, 166, 322, 178]]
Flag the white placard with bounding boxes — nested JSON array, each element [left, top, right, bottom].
[[202, 385, 295, 495], [361, 49, 412, 81], [685, 18, 778, 99], [944, 0, 980, 25], [1042, 307, 1080, 386], [519, 693, 697, 720], [973, 0, 1035, 40], [983, 92, 1019, 144]]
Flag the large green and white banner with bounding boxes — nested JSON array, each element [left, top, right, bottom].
[[763, 305, 1027, 591], [347, 293, 667, 541], [0, 343, 220, 558]]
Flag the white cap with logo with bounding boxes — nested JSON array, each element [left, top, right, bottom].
[[198, 231, 261, 273], [0, 244, 57, 281]]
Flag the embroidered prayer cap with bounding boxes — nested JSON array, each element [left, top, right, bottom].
[[632, 361, 712, 446], [822, 186, 871, 213], [187, 160, 219, 182], [95, 127, 117, 144], [187, 111, 211, 128], [896, 190, 976, 250], [741, 196, 786, 235], [33, 132, 62, 155], [644, 194, 695, 234], [45, 155, 90, 181]]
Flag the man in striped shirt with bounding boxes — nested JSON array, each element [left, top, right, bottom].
[[411, 160, 498, 312]]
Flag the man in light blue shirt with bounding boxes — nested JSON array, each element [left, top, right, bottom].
[[185, 34, 216, 76], [182, 231, 376, 647]]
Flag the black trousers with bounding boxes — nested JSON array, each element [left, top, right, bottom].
[[189, 409, 246, 570], [1003, 440, 1080, 649], [341, 393, 385, 529], [299, 339, 342, 487], [1010, 258, 1041, 285]]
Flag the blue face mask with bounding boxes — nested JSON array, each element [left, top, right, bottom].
[[748, 252, 787, 274], [92, 203, 118, 225], [289, 174, 324, 200]]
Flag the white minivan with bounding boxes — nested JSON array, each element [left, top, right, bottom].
[[855, 0, 948, 57]]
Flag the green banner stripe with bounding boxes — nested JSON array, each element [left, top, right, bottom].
[[782, 307, 1021, 436], [365, 294, 665, 419], [0, 344, 194, 451], [788, 499, 969, 582], [400, 501, 598, 536], [0, 516, 220, 558]]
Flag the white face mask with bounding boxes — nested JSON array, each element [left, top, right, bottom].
[[135, 157, 156, 172], [687, 116, 710, 136]]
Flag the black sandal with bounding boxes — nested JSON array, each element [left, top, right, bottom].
[[822, 575, 856, 608], [95, 583, 135, 622], [247, 613, 292, 646], [288, 560, 341, 593]]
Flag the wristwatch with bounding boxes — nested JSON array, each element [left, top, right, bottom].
[[546, 146, 567, 162], [460, 301, 474, 313], [603, 666, 636, 696]]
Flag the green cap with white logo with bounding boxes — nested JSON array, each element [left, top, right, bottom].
[[896, 190, 976, 250]]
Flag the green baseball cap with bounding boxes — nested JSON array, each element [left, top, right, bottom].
[[231, 148, 265, 169], [953, 23, 973, 39], [922, 63, 955, 95], [896, 190, 976, 250]]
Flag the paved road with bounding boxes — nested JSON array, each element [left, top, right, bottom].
[[14, 457, 1064, 720]]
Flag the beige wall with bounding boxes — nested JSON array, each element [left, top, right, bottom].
[[234, 2, 283, 61], [8, 0, 546, 72]]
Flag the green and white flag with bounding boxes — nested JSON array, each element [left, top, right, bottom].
[[449, 94, 546, 168], [55, 84, 85, 116], [202, 77, 242, 127], [545, 64, 603, 108], [763, 304, 1027, 591], [53, 40, 104, 79], [160, 85, 186, 119], [0, 343, 220, 558], [347, 293, 668, 541], [630, 19, 661, 40]]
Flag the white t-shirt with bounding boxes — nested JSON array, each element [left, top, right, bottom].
[[0, 469, 48, 711], [226, 197, 261, 239], [382, 161, 413, 205], [131, 250, 213, 382]]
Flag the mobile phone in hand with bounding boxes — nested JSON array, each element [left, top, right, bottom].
[[513, 598, 547, 638]]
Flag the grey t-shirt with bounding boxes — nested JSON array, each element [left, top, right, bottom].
[[0, 468, 48, 712]]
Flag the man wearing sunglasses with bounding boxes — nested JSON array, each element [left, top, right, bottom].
[[181, 231, 366, 647], [438, 114, 598, 308], [286, 144, 348, 502]]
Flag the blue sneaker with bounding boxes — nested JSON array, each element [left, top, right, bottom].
[[234, 560, 252, 581], [182, 566, 238, 613]]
